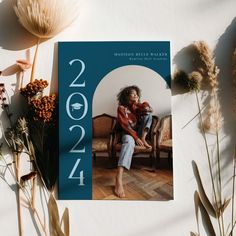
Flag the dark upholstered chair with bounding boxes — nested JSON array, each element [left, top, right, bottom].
[[92, 114, 116, 160], [112, 115, 160, 167], [156, 115, 172, 167]]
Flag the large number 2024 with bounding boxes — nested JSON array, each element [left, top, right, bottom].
[[66, 59, 87, 186]]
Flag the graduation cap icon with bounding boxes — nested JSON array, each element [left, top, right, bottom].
[[71, 102, 83, 111]]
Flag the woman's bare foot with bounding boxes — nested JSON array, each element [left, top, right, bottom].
[[141, 138, 152, 149], [115, 176, 125, 198]]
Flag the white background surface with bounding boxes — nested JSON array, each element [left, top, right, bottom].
[[0, 0, 236, 235]]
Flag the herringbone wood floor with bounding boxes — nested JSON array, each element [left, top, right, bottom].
[[92, 156, 173, 200]]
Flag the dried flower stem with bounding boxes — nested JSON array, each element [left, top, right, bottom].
[[1, 153, 48, 235], [1, 95, 48, 235], [30, 38, 40, 83], [32, 176, 36, 209], [181, 105, 206, 129], [28, 141, 49, 194], [14, 151, 24, 236], [231, 150, 236, 236], [195, 91, 223, 236], [18, 71, 24, 90], [31, 205, 48, 236], [216, 122, 224, 236], [229, 220, 236, 236], [6, 161, 47, 235]]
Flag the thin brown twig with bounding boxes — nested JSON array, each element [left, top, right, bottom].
[[181, 104, 206, 129]]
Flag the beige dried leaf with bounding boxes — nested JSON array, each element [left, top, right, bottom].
[[219, 198, 231, 214], [190, 232, 200, 236], [198, 195, 216, 236], [192, 162, 217, 218], [61, 208, 70, 236], [48, 194, 65, 236], [16, 59, 31, 71]]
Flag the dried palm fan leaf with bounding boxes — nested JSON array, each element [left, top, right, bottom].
[[14, 0, 79, 82]]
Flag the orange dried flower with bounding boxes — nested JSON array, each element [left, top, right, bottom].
[[30, 94, 57, 122], [21, 79, 48, 98]]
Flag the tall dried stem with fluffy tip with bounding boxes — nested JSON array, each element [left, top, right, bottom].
[[13, 0, 79, 82], [193, 41, 222, 133], [193, 41, 225, 236]]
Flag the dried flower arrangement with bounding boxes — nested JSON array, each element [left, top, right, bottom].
[[0, 0, 79, 235], [175, 41, 235, 236]]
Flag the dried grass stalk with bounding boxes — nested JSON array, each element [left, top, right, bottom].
[[193, 41, 222, 133]]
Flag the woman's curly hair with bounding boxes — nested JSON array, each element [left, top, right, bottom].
[[117, 85, 141, 106]]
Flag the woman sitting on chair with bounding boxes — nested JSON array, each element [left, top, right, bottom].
[[115, 85, 153, 198]]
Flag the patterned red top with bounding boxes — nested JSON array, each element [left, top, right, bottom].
[[117, 102, 152, 140]]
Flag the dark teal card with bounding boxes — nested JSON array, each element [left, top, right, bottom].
[[58, 42, 171, 200]]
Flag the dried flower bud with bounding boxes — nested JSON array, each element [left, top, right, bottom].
[[17, 117, 28, 134], [188, 71, 203, 91], [174, 70, 189, 89], [174, 70, 203, 92], [4, 126, 25, 152]]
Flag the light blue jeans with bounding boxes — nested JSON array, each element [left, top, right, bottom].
[[118, 114, 152, 170]]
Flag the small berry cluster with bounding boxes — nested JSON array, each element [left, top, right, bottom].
[[30, 94, 57, 122], [21, 79, 48, 98]]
